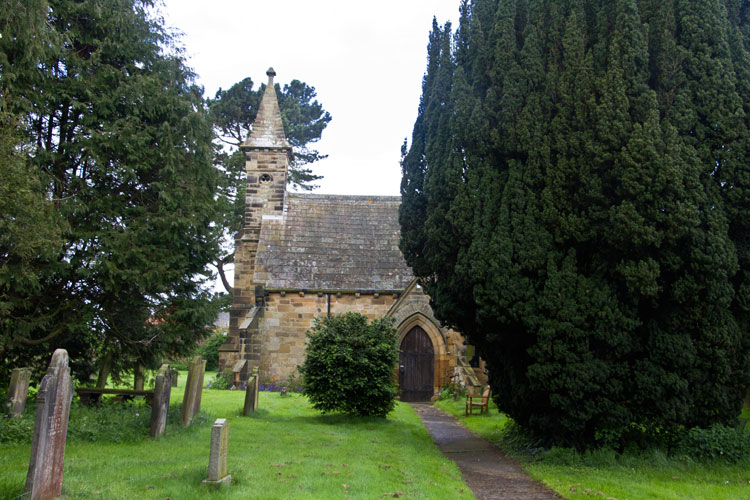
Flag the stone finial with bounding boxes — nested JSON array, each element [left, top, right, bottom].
[[266, 67, 276, 85]]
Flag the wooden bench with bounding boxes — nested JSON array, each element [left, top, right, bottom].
[[76, 388, 154, 406], [465, 386, 491, 416]]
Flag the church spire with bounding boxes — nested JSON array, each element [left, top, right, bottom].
[[242, 67, 291, 151]]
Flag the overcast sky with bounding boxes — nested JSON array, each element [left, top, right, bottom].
[[162, 0, 461, 196]]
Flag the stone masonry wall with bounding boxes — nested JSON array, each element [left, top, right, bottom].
[[258, 291, 398, 382]]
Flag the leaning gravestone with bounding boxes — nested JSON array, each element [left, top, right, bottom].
[[181, 356, 206, 426], [202, 418, 231, 486], [24, 349, 73, 500], [251, 367, 259, 411], [6, 367, 32, 417], [170, 368, 179, 388], [150, 364, 172, 439], [242, 367, 260, 416]]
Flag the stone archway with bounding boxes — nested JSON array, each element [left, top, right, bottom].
[[399, 326, 434, 401], [396, 313, 448, 401]]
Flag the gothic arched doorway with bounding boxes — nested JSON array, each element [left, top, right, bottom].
[[399, 326, 434, 402]]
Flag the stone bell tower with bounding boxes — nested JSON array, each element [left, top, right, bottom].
[[220, 68, 292, 377]]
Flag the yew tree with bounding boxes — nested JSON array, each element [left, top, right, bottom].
[[401, 0, 750, 448], [0, 0, 222, 381]]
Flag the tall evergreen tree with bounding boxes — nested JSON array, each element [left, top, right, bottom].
[[402, 0, 750, 447], [1, 0, 222, 381]]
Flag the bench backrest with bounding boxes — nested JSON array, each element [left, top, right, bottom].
[[481, 386, 490, 402]]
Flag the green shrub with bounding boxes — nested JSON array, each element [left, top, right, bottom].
[[299, 312, 398, 417], [208, 372, 230, 390], [439, 383, 466, 401], [0, 410, 35, 443], [197, 329, 227, 371], [676, 424, 750, 462]]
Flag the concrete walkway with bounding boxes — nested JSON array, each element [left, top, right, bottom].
[[411, 404, 562, 500]]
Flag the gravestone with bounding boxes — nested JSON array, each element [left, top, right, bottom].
[[150, 364, 172, 439], [181, 356, 206, 426], [242, 367, 260, 416], [6, 367, 32, 417], [24, 349, 73, 500], [170, 368, 179, 388], [242, 375, 257, 416], [251, 367, 259, 411], [202, 418, 231, 486]]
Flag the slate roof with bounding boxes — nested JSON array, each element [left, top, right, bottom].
[[253, 193, 414, 291]]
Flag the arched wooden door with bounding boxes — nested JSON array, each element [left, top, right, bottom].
[[399, 326, 434, 402]]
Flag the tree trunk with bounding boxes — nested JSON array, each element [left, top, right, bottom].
[[96, 352, 113, 388], [134, 364, 145, 391]]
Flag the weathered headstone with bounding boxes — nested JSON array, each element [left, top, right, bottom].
[[242, 375, 257, 416], [170, 368, 179, 388], [181, 356, 206, 426], [24, 349, 73, 500], [150, 364, 172, 439], [202, 418, 231, 486], [251, 367, 259, 411], [6, 367, 32, 417]]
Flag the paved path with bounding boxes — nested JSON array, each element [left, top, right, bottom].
[[411, 404, 562, 500]]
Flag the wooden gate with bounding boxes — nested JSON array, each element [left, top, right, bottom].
[[399, 326, 434, 402]]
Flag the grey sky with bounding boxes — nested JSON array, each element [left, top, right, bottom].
[[162, 0, 461, 196]]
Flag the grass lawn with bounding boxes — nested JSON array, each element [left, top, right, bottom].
[[436, 398, 750, 500], [0, 374, 474, 500]]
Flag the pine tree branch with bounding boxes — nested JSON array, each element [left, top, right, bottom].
[[217, 252, 234, 293]]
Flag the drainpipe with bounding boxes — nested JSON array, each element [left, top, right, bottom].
[[327, 293, 331, 318]]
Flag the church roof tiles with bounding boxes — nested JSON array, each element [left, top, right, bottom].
[[253, 193, 413, 291]]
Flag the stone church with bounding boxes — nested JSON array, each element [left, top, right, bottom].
[[218, 69, 483, 401]]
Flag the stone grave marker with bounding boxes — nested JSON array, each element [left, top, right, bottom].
[[181, 356, 206, 426], [170, 368, 179, 387], [242, 375, 257, 416], [6, 367, 32, 417], [150, 364, 172, 439], [251, 367, 259, 411], [24, 349, 73, 500], [202, 418, 231, 486], [242, 367, 260, 416]]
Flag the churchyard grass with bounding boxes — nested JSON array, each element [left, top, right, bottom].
[[0, 377, 473, 500], [436, 398, 750, 500]]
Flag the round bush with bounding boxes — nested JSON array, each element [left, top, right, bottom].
[[299, 312, 398, 417]]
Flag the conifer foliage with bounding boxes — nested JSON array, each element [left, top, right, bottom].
[[0, 0, 222, 380], [401, 0, 750, 447]]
